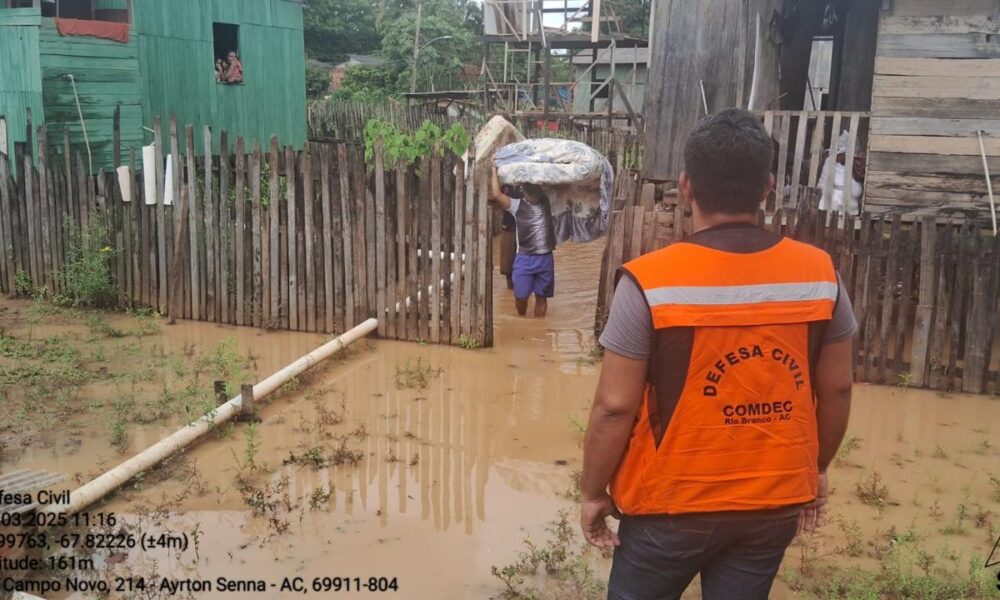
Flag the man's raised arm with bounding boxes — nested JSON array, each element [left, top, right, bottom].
[[489, 164, 511, 211]]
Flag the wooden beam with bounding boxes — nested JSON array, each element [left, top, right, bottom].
[[870, 134, 1000, 155], [875, 57, 1000, 77], [880, 15, 1000, 35], [878, 33, 1000, 59], [871, 116, 1000, 136]]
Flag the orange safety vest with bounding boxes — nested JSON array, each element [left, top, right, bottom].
[[611, 236, 838, 515]]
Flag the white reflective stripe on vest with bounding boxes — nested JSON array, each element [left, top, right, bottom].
[[644, 281, 839, 307]]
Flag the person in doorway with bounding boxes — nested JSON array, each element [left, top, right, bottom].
[[499, 193, 517, 290], [226, 51, 243, 84], [817, 132, 865, 215], [580, 108, 857, 600], [489, 164, 556, 317]]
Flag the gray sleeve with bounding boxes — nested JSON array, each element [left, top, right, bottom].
[[825, 274, 858, 343], [598, 275, 652, 360]]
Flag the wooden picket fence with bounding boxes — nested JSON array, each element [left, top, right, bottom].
[[595, 197, 1000, 394], [0, 116, 494, 347], [760, 110, 870, 211]]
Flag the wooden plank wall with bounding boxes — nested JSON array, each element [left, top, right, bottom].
[[640, 0, 784, 182], [37, 19, 142, 172], [593, 198, 1000, 394], [0, 120, 493, 348], [867, 3, 1000, 218]]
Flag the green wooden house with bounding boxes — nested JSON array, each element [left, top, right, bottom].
[[0, 0, 307, 172]]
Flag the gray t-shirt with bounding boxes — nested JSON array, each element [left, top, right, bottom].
[[507, 195, 556, 255], [599, 227, 858, 359]]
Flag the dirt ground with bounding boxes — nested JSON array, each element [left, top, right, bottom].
[[2, 240, 1000, 599]]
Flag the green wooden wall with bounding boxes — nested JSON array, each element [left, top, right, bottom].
[[134, 0, 307, 153], [0, 8, 44, 163], [39, 19, 142, 171], [95, 0, 128, 9]]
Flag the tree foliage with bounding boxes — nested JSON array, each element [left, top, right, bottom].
[[606, 0, 651, 37], [302, 0, 649, 100], [331, 64, 399, 102], [306, 63, 333, 98], [303, 0, 381, 64]]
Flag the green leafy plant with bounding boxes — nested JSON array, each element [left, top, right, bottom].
[[458, 334, 481, 350], [55, 217, 118, 308], [14, 270, 32, 297], [364, 119, 470, 166], [243, 422, 261, 472]]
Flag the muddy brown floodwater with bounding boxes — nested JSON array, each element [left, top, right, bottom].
[[4, 239, 1000, 599]]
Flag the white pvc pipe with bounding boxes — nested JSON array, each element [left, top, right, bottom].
[[41, 318, 379, 517], [977, 129, 998, 236]]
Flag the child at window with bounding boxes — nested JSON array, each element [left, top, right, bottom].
[[226, 52, 243, 84]]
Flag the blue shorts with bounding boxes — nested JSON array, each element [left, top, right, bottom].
[[512, 253, 554, 299]]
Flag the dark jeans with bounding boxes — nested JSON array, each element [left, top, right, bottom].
[[608, 510, 799, 600]]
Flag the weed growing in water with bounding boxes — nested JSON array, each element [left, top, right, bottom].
[[897, 371, 914, 387], [971, 504, 992, 529], [284, 446, 328, 469], [988, 473, 1000, 502], [490, 511, 605, 599], [457, 335, 482, 350], [941, 500, 968, 535], [84, 312, 125, 338], [826, 540, 1000, 599], [243, 422, 261, 472], [236, 474, 292, 537], [394, 357, 441, 390], [836, 516, 865, 557], [109, 414, 129, 454], [855, 471, 889, 509], [309, 486, 332, 510], [835, 432, 861, 466], [55, 217, 118, 308], [563, 469, 582, 503], [330, 438, 365, 466]]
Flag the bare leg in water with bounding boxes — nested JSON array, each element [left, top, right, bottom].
[[534, 296, 547, 317], [516, 298, 529, 316]]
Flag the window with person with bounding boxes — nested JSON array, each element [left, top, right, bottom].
[[213, 23, 243, 84]]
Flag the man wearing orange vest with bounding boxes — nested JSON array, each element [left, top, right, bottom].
[[581, 109, 856, 599]]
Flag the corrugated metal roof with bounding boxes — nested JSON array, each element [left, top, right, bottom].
[[0, 469, 67, 515]]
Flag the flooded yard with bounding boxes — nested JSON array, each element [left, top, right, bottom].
[[2, 240, 1000, 599]]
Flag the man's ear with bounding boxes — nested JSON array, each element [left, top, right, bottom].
[[679, 171, 694, 206], [764, 173, 775, 201]]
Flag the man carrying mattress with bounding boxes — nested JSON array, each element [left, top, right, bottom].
[[489, 164, 556, 317]]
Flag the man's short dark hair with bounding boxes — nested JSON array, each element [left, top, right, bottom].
[[683, 108, 774, 215]]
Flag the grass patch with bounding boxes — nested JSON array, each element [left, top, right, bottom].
[[855, 471, 889, 509], [490, 511, 605, 600], [835, 432, 861, 466], [394, 357, 441, 390], [457, 335, 482, 350]]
